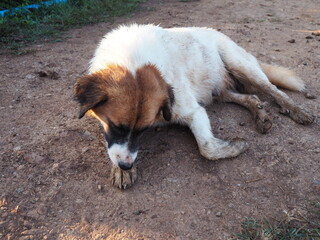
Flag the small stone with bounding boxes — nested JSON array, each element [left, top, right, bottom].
[[37, 205, 47, 215], [82, 130, 96, 141], [216, 212, 222, 217], [239, 122, 245, 126], [155, 127, 161, 132], [52, 163, 59, 170], [288, 138, 294, 145], [26, 74, 34, 80], [314, 148, 320, 153], [16, 188, 24, 193], [313, 179, 320, 185], [38, 71, 48, 77], [21, 228, 42, 235], [305, 92, 316, 99], [288, 39, 295, 43], [26, 209, 39, 218], [13, 146, 22, 152], [306, 35, 313, 39], [97, 184, 102, 191], [24, 153, 45, 164], [133, 210, 145, 215]]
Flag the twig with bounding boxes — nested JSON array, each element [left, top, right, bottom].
[[245, 178, 264, 183]]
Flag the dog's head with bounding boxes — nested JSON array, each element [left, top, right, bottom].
[[74, 64, 174, 170]]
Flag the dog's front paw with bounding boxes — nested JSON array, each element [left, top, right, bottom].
[[111, 165, 137, 189], [199, 138, 249, 160]]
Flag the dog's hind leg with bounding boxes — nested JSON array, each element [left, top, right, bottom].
[[220, 90, 272, 133], [218, 38, 314, 125]]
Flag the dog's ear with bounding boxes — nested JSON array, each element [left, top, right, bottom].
[[161, 86, 175, 121], [74, 74, 108, 119]]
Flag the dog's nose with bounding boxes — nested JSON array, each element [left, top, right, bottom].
[[118, 161, 133, 170]]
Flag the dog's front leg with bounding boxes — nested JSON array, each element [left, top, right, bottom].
[[111, 165, 137, 189], [185, 106, 249, 160]]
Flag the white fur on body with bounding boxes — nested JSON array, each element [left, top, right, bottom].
[[89, 24, 304, 162]]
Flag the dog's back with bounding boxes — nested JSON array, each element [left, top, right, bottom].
[[89, 24, 230, 105]]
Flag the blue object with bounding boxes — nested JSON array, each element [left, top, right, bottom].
[[0, 0, 68, 17]]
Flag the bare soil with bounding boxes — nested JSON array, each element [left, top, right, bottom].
[[1, 0, 320, 239]]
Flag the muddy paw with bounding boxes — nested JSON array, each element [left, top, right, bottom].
[[200, 138, 249, 160], [111, 165, 137, 189], [285, 107, 315, 125], [255, 114, 273, 134]]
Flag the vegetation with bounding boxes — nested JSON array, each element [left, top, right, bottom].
[[0, 0, 144, 50], [234, 200, 320, 240]]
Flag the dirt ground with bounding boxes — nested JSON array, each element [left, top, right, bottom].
[[0, 0, 320, 239]]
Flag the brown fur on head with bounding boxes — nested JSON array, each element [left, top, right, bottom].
[[74, 64, 174, 131]]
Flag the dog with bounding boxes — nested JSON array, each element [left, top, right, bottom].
[[74, 24, 314, 189]]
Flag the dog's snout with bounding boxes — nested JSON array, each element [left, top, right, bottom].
[[118, 161, 133, 170]]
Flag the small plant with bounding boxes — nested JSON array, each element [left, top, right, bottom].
[[234, 200, 320, 240]]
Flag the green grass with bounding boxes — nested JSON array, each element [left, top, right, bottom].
[[0, 0, 144, 51], [0, 1, 42, 11], [234, 200, 320, 240]]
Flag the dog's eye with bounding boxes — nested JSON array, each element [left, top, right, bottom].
[[132, 127, 147, 137], [114, 124, 130, 135], [108, 120, 130, 136]]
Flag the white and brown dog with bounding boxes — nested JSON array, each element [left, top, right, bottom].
[[74, 24, 314, 189]]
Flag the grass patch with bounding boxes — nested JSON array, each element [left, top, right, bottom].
[[234, 200, 320, 240], [0, 1, 43, 11], [0, 0, 144, 51]]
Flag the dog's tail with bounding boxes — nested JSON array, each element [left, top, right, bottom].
[[260, 63, 305, 92]]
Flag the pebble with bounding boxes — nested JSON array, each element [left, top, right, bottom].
[[287, 138, 294, 145], [23, 153, 45, 164], [37, 205, 47, 215], [304, 92, 316, 99], [216, 212, 222, 217], [82, 130, 96, 141], [51, 163, 59, 170], [313, 179, 320, 185], [97, 184, 102, 191], [20, 228, 42, 235], [288, 39, 295, 43], [25, 74, 34, 80], [26, 209, 39, 218], [13, 146, 22, 152], [155, 127, 161, 132], [239, 122, 245, 126], [133, 210, 145, 215]]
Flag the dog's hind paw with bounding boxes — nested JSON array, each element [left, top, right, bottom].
[[281, 106, 315, 125], [255, 113, 273, 134], [111, 165, 137, 189]]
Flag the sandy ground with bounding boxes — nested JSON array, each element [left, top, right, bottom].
[[0, 0, 320, 239]]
